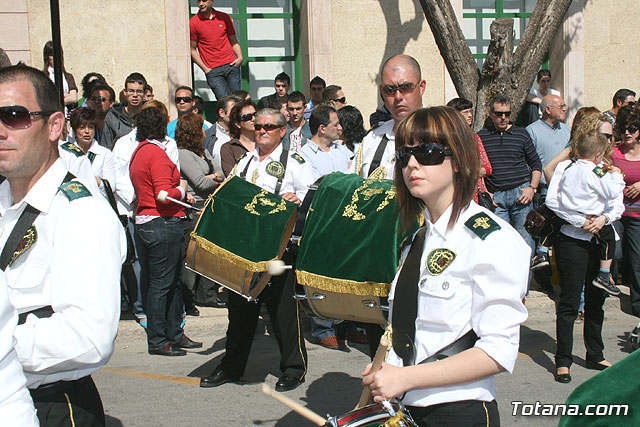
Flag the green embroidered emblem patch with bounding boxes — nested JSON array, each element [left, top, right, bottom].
[[465, 213, 501, 240], [593, 166, 608, 177], [59, 181, 91, 201], [265, 161, 285, 178], [60, 142, 85, 157], [426, 248, 456, 275], [291, 153, 305, 164]]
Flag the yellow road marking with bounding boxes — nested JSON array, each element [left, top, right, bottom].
[[100, 367, 200, 386]]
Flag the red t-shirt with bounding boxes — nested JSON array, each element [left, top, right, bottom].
[[612, 144, 640, 217], [130, 141, 185, 218], [190, 9, 237, 69]]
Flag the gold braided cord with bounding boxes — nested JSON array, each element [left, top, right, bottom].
[[296, 270, 390, 297], [190, 234, 277, 272]]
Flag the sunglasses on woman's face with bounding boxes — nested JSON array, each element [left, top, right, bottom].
[[239, 112, 256, 122], [395, 143, 452, 168], [625, 125, 639, 134], [0, 105, 55, 129]]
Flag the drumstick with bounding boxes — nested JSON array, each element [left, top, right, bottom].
[[157, 190, 198, 210], [261, 383, 327, 426], [267, 260, 293, 276], [356, 326, 392, 409]]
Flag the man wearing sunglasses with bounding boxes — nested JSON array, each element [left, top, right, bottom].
[[102, 72, 147, 150], [353, 54, 425, 181], [477, 94, 542, 256], [322, 85, 347, 110], [200, 108, 314, 392], [603, 88, 636, 127], [167, 86, 200, 140], [86, 83, 115, 144], [0, 65, 125, 426]]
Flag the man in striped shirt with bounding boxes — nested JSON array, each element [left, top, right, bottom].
[[477, 94, 542, 254]]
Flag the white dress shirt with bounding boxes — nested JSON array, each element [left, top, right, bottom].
[[297, 140, 352, 180], [112, 129, 180, 216], [58, 140, 100, 194], [210, 122, 231, 177], [0, 272, 38, 425], [351, 119, 396, 179], [0, 159, 126, 388], [387, 203, 530, 407], [546, 160, 625, 241], [233, 143, 315, 200]]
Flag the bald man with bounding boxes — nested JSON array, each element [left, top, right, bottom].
[[526, 94, 570, 187], [352, 54, 426, 179]]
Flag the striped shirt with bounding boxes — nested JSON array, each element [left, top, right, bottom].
[[477, 124, 542, 192]]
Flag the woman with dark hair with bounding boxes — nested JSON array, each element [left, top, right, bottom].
[[613, 112, 640, 323], [220, 100, 256, 177], [337, 105, 367, 153], [129, 107, 201, 356], [362, 107, 529, 426], [42, 40, 77, 113], [69, 107, 115, 193], [447, 98, 493, 205]]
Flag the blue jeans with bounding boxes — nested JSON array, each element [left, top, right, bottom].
[[205, 63, 241, 100], [136, 217, 185, 349], [493, 182, 535, 254], [310, 317, 335, 341]]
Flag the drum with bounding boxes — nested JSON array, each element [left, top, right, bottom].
[[326, 402, 417, 427], [185, 176, 298, 301], [295, 172, 418, 324]]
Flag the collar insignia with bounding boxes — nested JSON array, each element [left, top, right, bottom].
[[426, 248, 456, 276], [266, 161, 285, 178], [465, 213, 501, 240], [291, 153, 306, 164]]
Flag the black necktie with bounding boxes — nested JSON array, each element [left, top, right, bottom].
[[392, 226, 426, 366]]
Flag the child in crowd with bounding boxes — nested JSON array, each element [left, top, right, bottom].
[[545, 130, 625, 295]]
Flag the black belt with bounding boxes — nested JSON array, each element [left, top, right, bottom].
[[418, 330, 479, 364], [18, 305, 54, 325], [29, 375, 92, 400]]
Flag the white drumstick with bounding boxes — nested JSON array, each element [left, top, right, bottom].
[[261, 383, 326, 426], [267, 260, 292, 276], [157, 190, 197, 210]]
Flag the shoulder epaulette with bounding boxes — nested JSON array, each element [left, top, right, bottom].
[[60, 142, 85, 157], [291, 153, 305, 164], [593, 165, 609, 177], [59, 181, 92, 201], [237, 152, 248, 162], [464, 212, 501, 240]]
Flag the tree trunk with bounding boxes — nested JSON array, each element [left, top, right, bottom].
[[419, 0, 574, 131]]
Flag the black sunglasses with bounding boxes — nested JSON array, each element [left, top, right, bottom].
[[239, 112, 256, 122], [395, 143, 452, 168], [254, 123, 281, 131], [492, 110, 511, 117], [625, 125, 639, 134], [89, 96, 107, 102], [175, 96, 193, 104], [332, 97, 346, 104], [602, 133, 613, 141], [0, 105, 56, 130], [381, 82, 417, 96]]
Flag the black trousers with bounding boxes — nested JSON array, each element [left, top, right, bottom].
[[554, 233, 607, 368], [596, 223, 616, 261], [30, 375, 105, 427], [218, 249, 307, 379], [408, 399, 499, 427]]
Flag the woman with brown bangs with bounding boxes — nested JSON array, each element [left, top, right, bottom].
[[362, 106, 530, 426]]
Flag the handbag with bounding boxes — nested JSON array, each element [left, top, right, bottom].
[[477, 186, 496, 212]]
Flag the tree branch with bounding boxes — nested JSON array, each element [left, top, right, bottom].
[[418, 0, 479, 102]]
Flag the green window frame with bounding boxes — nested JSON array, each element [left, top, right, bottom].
[[189, 1, 303, 99], [463, 0, 548, 69]]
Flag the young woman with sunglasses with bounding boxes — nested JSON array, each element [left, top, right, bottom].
[[362, 107, 529, 426], [220, 99, 256, 177]]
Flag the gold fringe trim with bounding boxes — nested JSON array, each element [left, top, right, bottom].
[[190, 234, 277, 272], [296, 270, 390, 297]]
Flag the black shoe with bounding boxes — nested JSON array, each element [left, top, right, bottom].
[[531, 253, 550, 270], [586, 360, 610, 371], [592, 275, 621, 296], [554, 372, 572, 383], [177, 336, 203, 349], [148, 343, 187, 357], [186, 306, 200, 316], [275, 374, 305, 392], [200, 369, 239, 388]]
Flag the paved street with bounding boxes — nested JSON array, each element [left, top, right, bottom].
[[95, 286, 638, 426]]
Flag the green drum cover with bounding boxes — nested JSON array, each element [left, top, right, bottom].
[[296, 172, 417, 296], [193, 176, 298, 270]]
